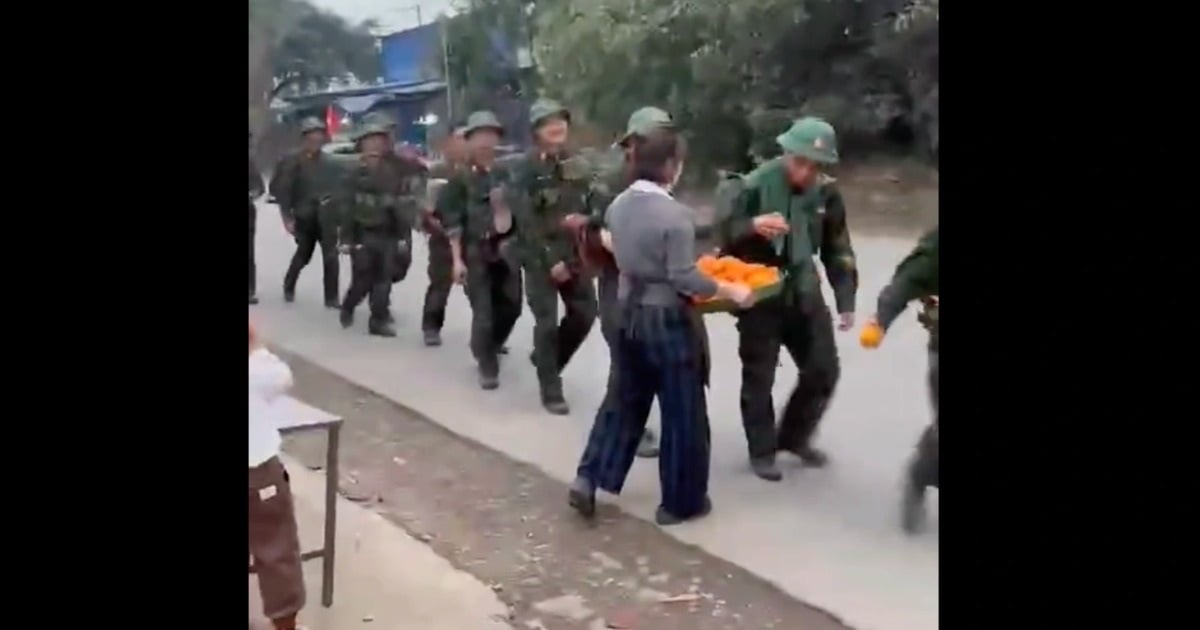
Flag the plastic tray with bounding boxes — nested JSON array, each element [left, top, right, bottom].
[[694, 276, 785, 314]]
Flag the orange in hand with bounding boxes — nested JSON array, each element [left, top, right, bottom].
[[859, 320, 885, 349]]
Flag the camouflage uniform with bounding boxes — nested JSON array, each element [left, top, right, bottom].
[[336, 122, 420, 337], [362, 111, 427, 318], [510, 99, 598, 414], [440, 112, 524, 389], [249, 132, 265, 304], [874, 227, 938, 533], [421, 130, 468, 346], [718, 117, 858, 481], [274, 117, 341, 307]]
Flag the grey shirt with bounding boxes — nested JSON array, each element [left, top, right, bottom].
[[606, 185, 719, 306]]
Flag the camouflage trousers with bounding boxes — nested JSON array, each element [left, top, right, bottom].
[[912, 350, 939, 488], [422, 231, 466, 333], [283, 211, 339, 303], [341, 231, 396, 324], [736, 289, 840, 460], [465, 242, 523, 376], [524, 262, 598, 398]]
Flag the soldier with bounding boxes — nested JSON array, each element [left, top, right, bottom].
[[717, 117, 858, 482], [421, 126, 469, 346], [860, 227, 938, 534], [440, 111, 523, 390], [336, 121, 419, 337], [566, 107, 677, 499], [249, 131, 265, 305], [509, 99, 598, 414], [274, 118, 340, 307], [361, 111, 427, 321]]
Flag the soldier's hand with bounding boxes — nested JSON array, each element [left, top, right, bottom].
[[837, 311, 855, 331], [550, 261, 572, 284], [452, 258, 467, 285], [752, 213, 789, 238], [337, 243, 352, 255], [859, 318, 885, 349], [283, 220, 295, 235], [560, 213, 589, 232]]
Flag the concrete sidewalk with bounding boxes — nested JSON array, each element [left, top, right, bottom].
[[249, 455, 512, 630]]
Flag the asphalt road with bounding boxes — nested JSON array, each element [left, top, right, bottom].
[[251, 201, 939, 630]]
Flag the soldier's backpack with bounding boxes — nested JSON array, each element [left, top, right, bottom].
[[712, 171, 748, 253]]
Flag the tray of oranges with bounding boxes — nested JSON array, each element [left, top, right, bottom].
[[692, 254, 785, 314]]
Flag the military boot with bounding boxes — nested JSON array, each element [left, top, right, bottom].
[[781, 444, 830, 468], [324, 297, 340, 309], [339, 308, 354, 329], [423, 329, 443, 347], [283, 288, 296, 303], [478, 370, 499, 390], [750, 456, 782, 482], [368, 319, 396, 337], [541, 392, 570, 415], [249, 294, 259, 305]]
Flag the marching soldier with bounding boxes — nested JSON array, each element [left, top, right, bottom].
[[336, 120, 419, 337], [509, 99, 598, 414], [440, 111, 523, 390], [361, 111, 428, 321], [860, 227, 939, 534], [567, 107, 677, 498], [249, 131, 264, 305], [421, 126, 468, 346], [274, 117, 340, 307], [717, 117, 858, 482]]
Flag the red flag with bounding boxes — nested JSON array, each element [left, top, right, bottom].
[[325, 105, 340, 137]]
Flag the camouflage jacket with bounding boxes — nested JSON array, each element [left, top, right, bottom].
[[508, 150, 591, 271], [437, 159, 516, 246], [335, 156, 424, 245], [718, 157, 858, 313], [877, 227, 939, 350], [270, 150, 339, 222]]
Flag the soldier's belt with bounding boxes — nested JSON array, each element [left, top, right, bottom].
[[354, 192, 415, 207]]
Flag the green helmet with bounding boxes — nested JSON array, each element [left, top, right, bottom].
[[463, 110, 504, 138], [617, 106, 673, 147], [352, 122, 391, 143], [363, 111, 397, 130], [529, 98, 570, 128], [776, 117, 839, 165], [299, 117, 327, 135]]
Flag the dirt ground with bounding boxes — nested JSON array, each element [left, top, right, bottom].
[[278, 350, 854, 630]]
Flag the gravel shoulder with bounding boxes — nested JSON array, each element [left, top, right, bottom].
[[277, 349, 855, 630]]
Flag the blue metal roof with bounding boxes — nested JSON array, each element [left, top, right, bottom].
[[285, 79, 447, 105]]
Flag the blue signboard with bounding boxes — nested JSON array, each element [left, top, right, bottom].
[[379, 23, 443, 86]]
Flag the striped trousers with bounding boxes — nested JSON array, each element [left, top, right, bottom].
[[594, 303, 711, 518]]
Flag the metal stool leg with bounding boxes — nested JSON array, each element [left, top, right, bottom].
[[321, 423, 340, 607]]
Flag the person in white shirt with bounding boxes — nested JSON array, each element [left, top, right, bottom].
[[249, 322, 306, 630]]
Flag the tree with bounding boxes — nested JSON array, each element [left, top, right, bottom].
[[248, 0, 381, 132]]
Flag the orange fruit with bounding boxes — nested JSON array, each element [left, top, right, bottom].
[[859, 321, 885, 349]]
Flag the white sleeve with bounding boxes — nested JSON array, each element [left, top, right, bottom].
[[248, 348, 293, 401]]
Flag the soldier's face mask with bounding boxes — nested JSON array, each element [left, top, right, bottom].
[[784, 154, 821, 189], [535, 118, 570, 149]]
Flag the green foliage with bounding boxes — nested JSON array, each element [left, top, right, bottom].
[[249, 0, 381, 100], [531, 0, 938, 175]]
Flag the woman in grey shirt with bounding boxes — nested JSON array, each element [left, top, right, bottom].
[[572, 129, 753, 525]]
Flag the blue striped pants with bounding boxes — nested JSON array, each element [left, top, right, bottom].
[[593, 304, 711, 518]]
